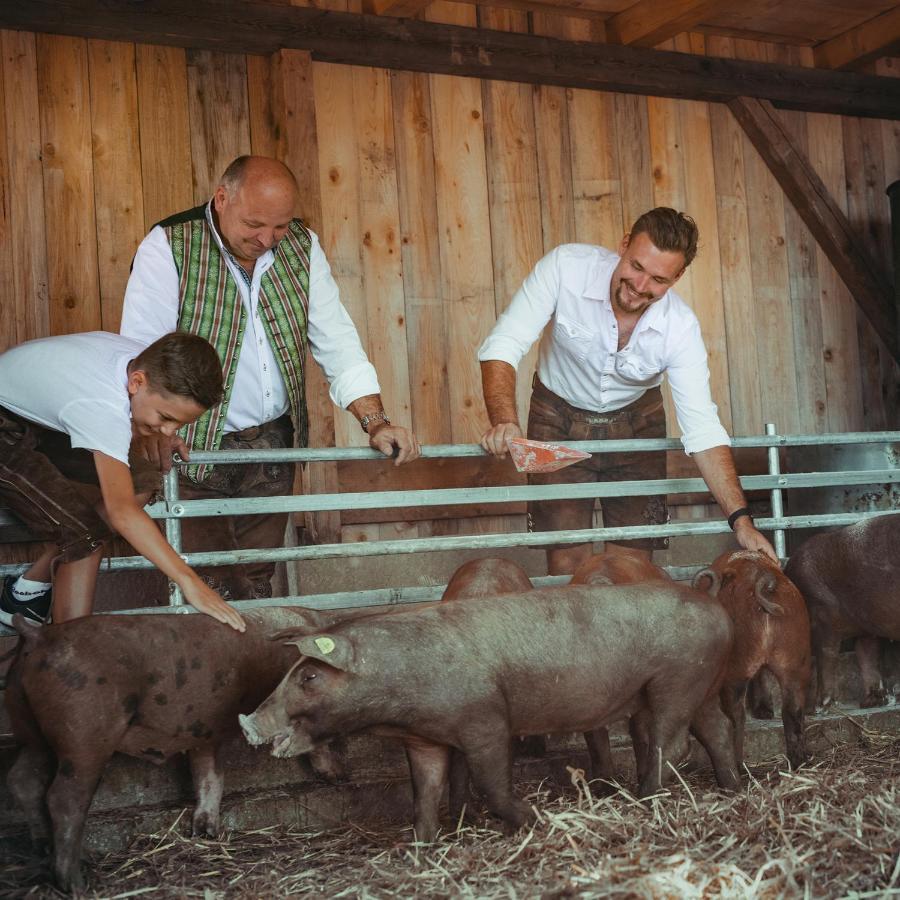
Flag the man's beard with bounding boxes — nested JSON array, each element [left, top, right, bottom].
[[614, 279, 653, 314]]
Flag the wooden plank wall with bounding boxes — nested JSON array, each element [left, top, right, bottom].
[[0, 22, 898, 546]]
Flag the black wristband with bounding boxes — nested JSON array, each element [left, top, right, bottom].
[[727, 507, 752, 530]]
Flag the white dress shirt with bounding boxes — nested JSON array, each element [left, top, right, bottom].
[[121, 204, 380, 434], [478, 244, 730, 455], [0, 332, 141, 465]]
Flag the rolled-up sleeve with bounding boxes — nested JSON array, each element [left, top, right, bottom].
[[306, 231, 381, 409], [667, 318, 731, 455], [477, 247, 561, 367]]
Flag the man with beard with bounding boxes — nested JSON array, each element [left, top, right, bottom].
[[478, 207, 775, 575]]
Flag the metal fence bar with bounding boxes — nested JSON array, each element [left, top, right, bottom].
[[2, 508, 895, 579], [173, 430, 900, 466], [146, 467, 900, 519], [162, 467, 185, 607], [766, 422, 787, 559]]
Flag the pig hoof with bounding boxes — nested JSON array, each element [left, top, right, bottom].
[[192, 813, 219, 838], [861, 689, 887, 709], [750, 702, 774, 720], [55, 865, 85, 894]]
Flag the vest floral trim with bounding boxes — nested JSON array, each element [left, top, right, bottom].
[[162, 205, 311, 482]]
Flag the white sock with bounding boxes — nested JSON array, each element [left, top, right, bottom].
[[12, 576, 52, 603]]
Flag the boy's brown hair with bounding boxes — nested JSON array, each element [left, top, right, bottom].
[[133, 333, 224, 410], [629, 207, 699, 268]]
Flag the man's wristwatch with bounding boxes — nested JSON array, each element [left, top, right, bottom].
[[727, 506, 753, 530], [360, 411, 391, 434]]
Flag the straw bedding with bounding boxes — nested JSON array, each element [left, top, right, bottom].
[[2, 728, 898, 899]]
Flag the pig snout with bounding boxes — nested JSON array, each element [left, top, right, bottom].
[[239, 708, 315, 759], [239, 712, 268, 747]]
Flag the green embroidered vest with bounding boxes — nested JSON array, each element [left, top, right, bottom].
[[160, 205, 311, 481]]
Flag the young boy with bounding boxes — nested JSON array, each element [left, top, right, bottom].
[[0, 331, 245, 632]]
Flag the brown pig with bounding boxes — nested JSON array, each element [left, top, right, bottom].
[[441, 557, 533, 600], [241, 584, 739, 842], [569, 546, 670, 588], [440, 557, 534, 818], [785, 513, 900, 709], [693, 550, 811, 768], [5, 607, 348, 893], [569, 548, 672, 786]]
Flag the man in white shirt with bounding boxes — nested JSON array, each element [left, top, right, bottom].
[[122, 156, 420, 600], [478, 207, 776, 575]]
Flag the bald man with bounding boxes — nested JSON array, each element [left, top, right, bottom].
[[122, 156, 420, 600]]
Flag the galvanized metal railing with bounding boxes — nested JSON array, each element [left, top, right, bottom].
[[1, 426, 899, 617]]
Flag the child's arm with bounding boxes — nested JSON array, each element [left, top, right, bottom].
[[93, 451, 246, 632]]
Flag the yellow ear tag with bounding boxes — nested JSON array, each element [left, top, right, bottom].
[[314, 636, 336, 655]]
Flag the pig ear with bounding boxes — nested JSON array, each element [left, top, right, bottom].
[[288, 634, 356, 671], [268, 610, 333, 643]]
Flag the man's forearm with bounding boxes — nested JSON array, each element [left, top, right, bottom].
[[692, 445, 748, 519], [481, 360, 519, 426], [346, 393, 388, 431]]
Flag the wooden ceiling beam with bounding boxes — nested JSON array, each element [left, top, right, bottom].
[[362, 0, 434, 19], [813, 7, 900, 71], [728, 96, 897, 360], [1, 0, 898, 120], [605, 0, 732, 48]]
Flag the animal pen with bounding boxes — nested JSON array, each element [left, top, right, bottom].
[[0, 0, 899, 895]]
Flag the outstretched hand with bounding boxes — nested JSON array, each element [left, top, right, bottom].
[[734, 520, 779, 564], [480, 422, 523, 458], [368, 424, 421, 466], [182, 578, 246, 632]]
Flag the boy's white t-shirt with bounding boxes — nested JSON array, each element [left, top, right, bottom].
[[0, 331, 142, 466]]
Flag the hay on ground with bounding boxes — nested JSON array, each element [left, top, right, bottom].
[[2, 732, 899, 899]]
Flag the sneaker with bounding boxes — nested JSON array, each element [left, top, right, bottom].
[[0, 576, 52, 627]]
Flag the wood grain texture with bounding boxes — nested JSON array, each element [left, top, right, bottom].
[[568, 88, 622, 247], [805, 110, 864, 432], [390, 68, 450, 443], [272, 49, 322, 229], [731, 96, 895, 356], [739, 122, 801, 434], [135, 44, 192, 229], [353, 64, 412, 430], [481, 52, 543, 424], [614, 92, 654, 235], [678, 96, 732, 432], [313, 60, 366, 448], [37, 33, 102, 335], [606, 0, 735, 48], [766, 52, 827, 435], [0, 30, 49, 348], [430, 69, 495, 442], [708, 102, 763, 435], [247, 53, 277, 158], [88, 39, 145, 333], [186, 49, 251, 202]]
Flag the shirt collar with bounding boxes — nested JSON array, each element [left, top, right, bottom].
[[583, 247, 670, 337]]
